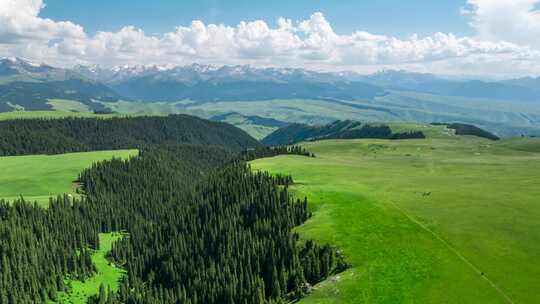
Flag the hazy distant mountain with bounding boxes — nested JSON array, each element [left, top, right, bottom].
[[358, 70, 540, 102], [111, 77, 385, 102], [73, 64, 540, 103], [433, 80, 540, 102], [503, 77, 540, 91], [357, 70, 446, 90], [0, 57, 79, 83], [73, 64, 175, 84], [74, 63, 347, 85], [0, 58, 124, 111], [74, 63, 385, 102], [1, 59, 539, 136]]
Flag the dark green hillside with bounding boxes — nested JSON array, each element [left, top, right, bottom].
[[432, 122, 500, 140], [262, 120, 425, 146], [0, 114, 261, 156], [447, 123, 500, 140]]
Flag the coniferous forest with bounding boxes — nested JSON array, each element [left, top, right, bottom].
[[0, 116, 346, 304], [0, 114, 261, 156]]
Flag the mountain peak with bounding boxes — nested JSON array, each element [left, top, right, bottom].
[[0, 57, 56, 77], [1, 57, 47, 68]]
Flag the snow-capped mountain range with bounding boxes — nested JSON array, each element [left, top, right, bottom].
[[71, 62, 351, 85], [1, 56, 540, 107]]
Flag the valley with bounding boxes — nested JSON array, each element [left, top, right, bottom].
[[2, 58, 540, 140]]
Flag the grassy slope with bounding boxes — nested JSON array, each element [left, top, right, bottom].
[[0, 150, 138, 206], [251, 135, 540, 303], [47, 99, 91, 112], [56, 233, 126, 304], [0, 110, 120, 120]]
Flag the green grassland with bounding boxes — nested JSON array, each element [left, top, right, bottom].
[[56, 233, 126, 304], [47, 99, 92, 112], [0, 110, 120, 121], [102, 100, 194, 116], [251, 135, 540, 303], [0, 150, 138, 206]]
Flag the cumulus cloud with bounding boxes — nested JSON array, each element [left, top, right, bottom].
[[1, 0, 540, 76], [464, 0, 540, 47], [0, 0, 84, 42]]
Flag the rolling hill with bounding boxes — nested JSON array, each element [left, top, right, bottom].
[[0, 114, 260, 156], [261, 120, 425, 146]]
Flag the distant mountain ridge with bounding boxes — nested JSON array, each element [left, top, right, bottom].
[[1, 57, 539, 138], [73, 63, 346, 85], [2, 57, 540, 107], [73, 63, 540, 103], [358, 70, 540, 102], [74, 63, 385, 102], [0, 57, 124, 112]]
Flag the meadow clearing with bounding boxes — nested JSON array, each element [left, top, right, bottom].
[[0, 110, 120, 121], [55, 233, 126, 304], [0, 150, 137, 206]]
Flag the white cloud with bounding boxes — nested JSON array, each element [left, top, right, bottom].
[[1, 0, 540, 77], [464, 0, 540, 48], [0, 0, 84, 42]]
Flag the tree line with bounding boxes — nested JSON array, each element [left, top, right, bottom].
[[239, 145, 315, 161]]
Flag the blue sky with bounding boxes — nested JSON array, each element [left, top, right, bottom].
[[41, 0, 472, 38], [2, 0, 540, 77]]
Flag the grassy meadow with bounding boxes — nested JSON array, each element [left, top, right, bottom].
[[251, 134, 540, 303], [46, 99, 92, 112], [0, 110, 120, 121], [55, 233, 126, 304], [0, 150, 138, 206]]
